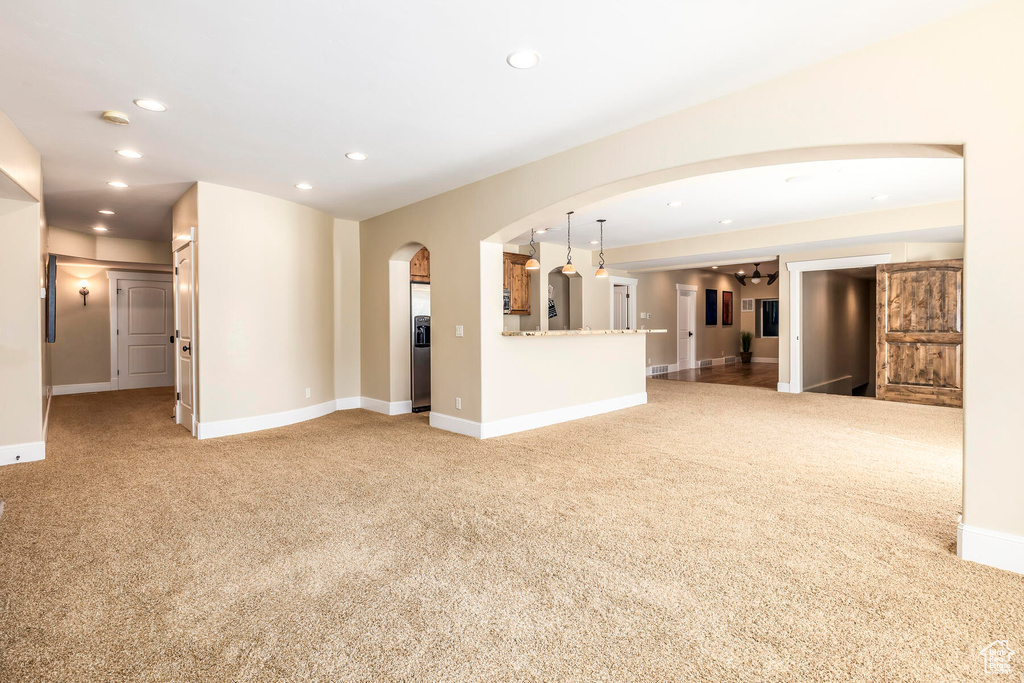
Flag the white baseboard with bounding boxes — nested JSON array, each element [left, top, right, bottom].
[[52, 382, 113, 395], [359, 397, 412, 415], [429, 411, 482, 438], [431, 392, 648, 440], [752, 357, 779, 364], [958, 523, 1024, 575], [0, 441, 45, 467], [335, 396, 362, 411], [197, 399, 337, 440], [777, 382, 791, 393]]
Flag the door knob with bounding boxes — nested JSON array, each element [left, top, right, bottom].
[[182, 344, 191, 353]]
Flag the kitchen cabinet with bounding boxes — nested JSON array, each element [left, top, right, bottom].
[[503, 252, 532, 316], [410, 247, 430, 283]]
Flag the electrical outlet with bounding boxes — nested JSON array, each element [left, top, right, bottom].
[[305, 388, 311, 399], [456, 397, 462, 410], [648, 357, 652, 364], [455, 325, 464, 337]]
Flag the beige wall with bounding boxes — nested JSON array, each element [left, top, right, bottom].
[[801, 271, 874, 394], [738, 279, 781, 360], [334, 219, 361, 400], [0, 199, 45, 447], [355, 1, 1022, 541], [0, 109, 42, 201], [48, 227, 171, 265], [635, 268, 780, 366], [50, 264, 111, 386], [196, 182, 336, 423]]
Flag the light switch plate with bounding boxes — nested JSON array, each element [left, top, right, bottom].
[[456, 397, 462, 410], [455, 325, 464, 337]]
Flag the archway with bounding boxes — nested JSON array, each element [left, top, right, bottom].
[[386, 242, 430, 414]]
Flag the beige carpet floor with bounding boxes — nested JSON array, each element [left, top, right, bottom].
[[0, 381, 1019, 682]]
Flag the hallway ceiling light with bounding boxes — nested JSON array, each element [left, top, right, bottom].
[[116, 149, 143, 159], [872, 194, 889, 201], [506, 50, 540, 70], [562, 211, 576, 275], [107, 181, 128, 188], [92, 226, 108, 231], [711, 265, 719, 269], [295, 183, 313, 190], [590, 240, 600, 245], [133, 98, 167, 112], [734, 263, 779, 286], [667, 201, 683, 207], [535, 228, 547, 234], [345, 152, 368, 161], [719, 219, 733, 225], [525, 229, 540, 270], [98, 209, 115, 215], [595, 219, 608, 278]]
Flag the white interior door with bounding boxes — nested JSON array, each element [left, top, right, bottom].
[[174, 243, 196, 433], [678, 291, 693, 369], [613, 285, 627, 329], [117, 278, 175, 389]]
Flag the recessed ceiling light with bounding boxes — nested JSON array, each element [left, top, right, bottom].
[[107, 181, 128, 188], [506, 50, 541, 70], [590, 240, 600, 245], [872, 194, 889, 201], [719, 219, 733, 225], [345, 152, 368, 161], [737, 270, 745, 275], [98, 209, 115, 215], [534, 229, 547, 234], [711, 265, 719, 269], [667, 201, 683, 207], [116, 149, 143, 159], [101, 110, 130, 125], [295, 183, 313, 190], [133, 98, 167, 112], [93, 226, 108, 232]]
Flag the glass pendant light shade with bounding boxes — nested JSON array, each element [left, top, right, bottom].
[[595, 267, 608, 278], [525, 257, 540, 270], [562, 263, 576, 275], [751, 277, 762, 284]]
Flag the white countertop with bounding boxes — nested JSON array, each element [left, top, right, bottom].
[[501, 329, 667, 337]]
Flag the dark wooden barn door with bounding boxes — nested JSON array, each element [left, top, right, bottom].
[[876, 259, 963, 407]]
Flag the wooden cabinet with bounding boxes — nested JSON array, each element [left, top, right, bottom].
[[503, 252, 532, 316], [410, 247, 430, 283]]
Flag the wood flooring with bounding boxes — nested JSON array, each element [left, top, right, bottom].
[[655, 360, 778, 389]]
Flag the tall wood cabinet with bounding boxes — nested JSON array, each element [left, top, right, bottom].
[[503, 252, 532, 315]]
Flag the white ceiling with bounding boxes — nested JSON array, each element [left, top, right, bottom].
[[0, 0, 987, 241], [515, 157, 964, 248]]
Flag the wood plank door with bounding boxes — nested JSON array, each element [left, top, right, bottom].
[[117, 278, 175, 389], [174, 241, 196, 433], [876, 259, 963, 407]]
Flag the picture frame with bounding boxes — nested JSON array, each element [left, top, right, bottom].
[[705, 288, 717, 326], [723, 290, 733, 326]]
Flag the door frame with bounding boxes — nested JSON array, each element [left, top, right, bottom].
[[105, 270, 174, 391], [173, 231, 198, 435], [786, 253, 891, 394], [608, 276, 637, 330], [675, 283, 697, 370]]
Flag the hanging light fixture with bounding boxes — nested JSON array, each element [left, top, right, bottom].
[[562, 211, 576, 275], [595, 219, 608, 278], [525, 228, 540, 270]]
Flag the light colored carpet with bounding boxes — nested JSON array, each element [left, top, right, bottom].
[[0, 381, 1019, 682]]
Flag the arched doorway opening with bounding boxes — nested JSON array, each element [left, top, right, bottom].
[[387, 242, 430, 414]]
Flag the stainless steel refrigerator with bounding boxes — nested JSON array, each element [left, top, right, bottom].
[[411, 283, 430, 412]]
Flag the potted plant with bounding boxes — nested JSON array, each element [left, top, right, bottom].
[[740, 331, 754, 364]]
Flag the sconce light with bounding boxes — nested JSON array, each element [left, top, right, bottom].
[[79, 280, 89, 306]]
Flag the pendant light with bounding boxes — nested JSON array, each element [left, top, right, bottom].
[[562, 211, 576, 275], [525, 228, 540, 270], [595, 219, 608, 278]]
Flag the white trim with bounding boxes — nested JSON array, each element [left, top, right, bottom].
[[41, 386, 53, 444], [431, 392, 649, 440], [429, 412, 482, 438], [104, 270, 174, 282], [52, 382, 113, 395], [777, 382, 792, 392], [675, 283, 697, 370], [787, 253, 890, 394], [335, 396, 362, 411], [752, 357, 779, 363], [196, 399, 337, 440], [0, 441, 45, 467], [359, 397, 413, 415], [958, 523, 1024, 575]]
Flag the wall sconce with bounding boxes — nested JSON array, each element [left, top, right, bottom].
[[79, 280, 89, 306]]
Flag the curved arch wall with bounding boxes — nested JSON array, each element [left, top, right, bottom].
[[358, 1, 1024, 570]]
